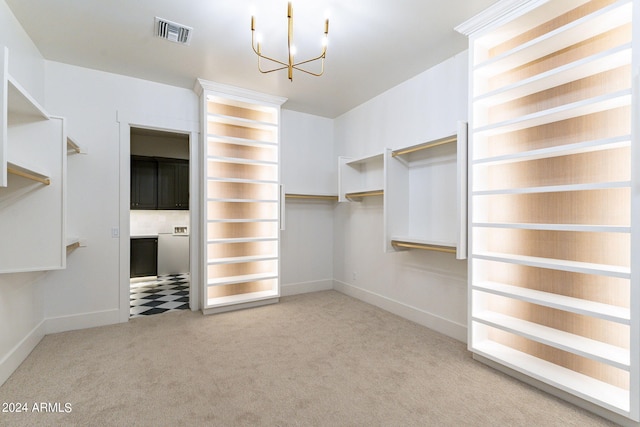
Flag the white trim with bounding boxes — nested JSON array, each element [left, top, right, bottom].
[[0, 319, 45, 386], [45, 309, 120, 334], [195, 79, 287, 107], [281, 279, 334, 296], [333, 280, 467, 342], [455, 0, 550, 37]]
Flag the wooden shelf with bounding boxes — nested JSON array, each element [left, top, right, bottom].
[[207, 112, 278, 131], [207, 219, 278, 223], [472, 340, 630, 415], [206, 289, 279, 308], [474, 311, 629, 370], [473, 180, 631, 196], [207, 134, 278, 148], [473, 251, 630, 279], [208, 237, 278, 244], [285, 193, 338, 201], [472, 281, 630, 325], [207, 155, 277, 166], [207, 255, 278, 265], [207, 177, 278, 185], [207, 198, 279, 203]]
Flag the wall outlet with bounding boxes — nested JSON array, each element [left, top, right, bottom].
[[111, 227, 120, 238]]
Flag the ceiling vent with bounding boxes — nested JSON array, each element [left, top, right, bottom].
[[155, 17, 193, 45]]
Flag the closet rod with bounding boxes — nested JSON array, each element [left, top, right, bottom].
[[67, 137, 82, 154], [7, 165, 51, 185], [345, 190, 384, 199], [392, 134, 456, 157], [66, 241, 81, 251], [391, 240, 456, 254], [285, 193, 339, 201]]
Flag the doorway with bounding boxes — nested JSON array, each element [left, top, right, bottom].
[[129, 128, 190, 317], [117, 112, 200, 323]]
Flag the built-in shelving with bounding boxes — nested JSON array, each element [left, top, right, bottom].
[[338, 153, 385, 202], [0, 46, 66, 273], [459, 0, 638, 421], [197, 79, 286, 314], [385, 122, 467, 258]]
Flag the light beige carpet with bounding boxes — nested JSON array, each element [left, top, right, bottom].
[[0, 291, 617, 426]]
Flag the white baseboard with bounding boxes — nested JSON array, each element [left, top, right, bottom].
[[0, 319, 46, 387], [281, 279, 334, 296], [333, 280, 467, 342], [45, 309, 120, 335]]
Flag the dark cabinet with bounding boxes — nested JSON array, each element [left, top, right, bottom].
[[131, 156, 188, 210], [130, 157, 158, 209], [157, 159, 189, 210], [130, 237, 158, 278]]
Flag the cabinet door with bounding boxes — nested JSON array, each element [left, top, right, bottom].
[[130, 238, 158, 278], [157, 159, 189, 210], [131, 157, 157, 209]]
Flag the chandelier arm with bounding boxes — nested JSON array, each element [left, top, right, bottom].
[[293, 51, 327, 68], [292, 61, 325, 77]]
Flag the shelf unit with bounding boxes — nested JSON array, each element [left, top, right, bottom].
[[385, 122, 468, 258], [458, 0, 638, 421], [338, 153, 385, 202], [0, 46, 66, 273], [197, 80, 286, 314]]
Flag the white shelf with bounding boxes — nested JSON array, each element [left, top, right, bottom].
[[207, 134, 278, 148], [473, 135, 630, 166], [206, 177, 278, 185], [345, 152, 384, 166], [473, 281, 630, 324], [472, 222, 630, 233], [7, 74, 49, 122], [472, 340, 630, 415], [474, 90, 631, 136], [208, 237, 278, 244], [473, 180, 631, 196], [206, 219, 278, 223], [473, 251, 630, 279], [207, 112, 278, 130], [207, 272, 278, 287], [206, 289, 279, 308], [207, 255, 278, 265], [207, 198, 279, 203], [474, 43, 632, 104], [473, 2, 632, 76], [474, 311, 629, 370], [207, 156, 277, 166]]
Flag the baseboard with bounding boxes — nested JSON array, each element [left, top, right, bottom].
[[0, 319, 46, 387], [45, 309, 121, 335], [281, 279, 334, 296], [333, 280, 467, 342]]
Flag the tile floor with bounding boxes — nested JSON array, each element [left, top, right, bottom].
[[130, 273, 190, 318]]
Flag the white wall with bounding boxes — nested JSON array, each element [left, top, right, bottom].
[[0, 0, 48, 386], [333, 52, 469, 341], [280, 110, 335, 295], [42, 61, 199, 331]]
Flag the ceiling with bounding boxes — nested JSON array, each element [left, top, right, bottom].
[[6, 0, 497, 118]]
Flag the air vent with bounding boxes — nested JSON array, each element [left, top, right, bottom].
[[155, 17, 193, 45]]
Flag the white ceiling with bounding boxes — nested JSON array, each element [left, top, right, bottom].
[[6, 0, 497, 118]]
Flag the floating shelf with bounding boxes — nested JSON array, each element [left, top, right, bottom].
[[207, 255, 278, 265], [207, 134, 278, 148], [472, 222, 630, 233], [473, 180, 631, 196], [207, 272, 278, 287], [207, 112, 278, 130]]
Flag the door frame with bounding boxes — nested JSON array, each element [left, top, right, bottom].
[[117, 111, 200, 322]]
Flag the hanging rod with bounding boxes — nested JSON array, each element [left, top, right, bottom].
[[67, 137, 82, 154], [7, 164, 51, 185], [285, 193, 339, 201], [391, 240, 456, 254], [345, 190, 384, 199], [66, 241, 81, 251], [392, 134, 457, 157]]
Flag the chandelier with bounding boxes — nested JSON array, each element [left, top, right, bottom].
[[251, 2, 329, 81]]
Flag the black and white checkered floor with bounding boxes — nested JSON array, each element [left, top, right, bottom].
[[130, 274, 190, 318]]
